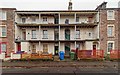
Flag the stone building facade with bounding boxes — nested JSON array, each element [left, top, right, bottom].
[[0, 8, 16, 57], [96, 2, 120, 55]]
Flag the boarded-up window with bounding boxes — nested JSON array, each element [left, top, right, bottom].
[[43, 44, 48, 53]]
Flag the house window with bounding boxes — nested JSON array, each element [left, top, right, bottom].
[[31, 30, 36, 39], [43, 17, 47, 22], [0, 11, 7, 20], [107, 10, 115, 20], [43, 44, 48, 53], [76, 30, 80, 39], [43, 30, 48, 39], [22, 18, 26, 23], [1, 44, 6, 52], [107, 25, 114, 37], [107, 41, 114, 53], [76, 17, 79, 22], [2, 26, 6, 37]]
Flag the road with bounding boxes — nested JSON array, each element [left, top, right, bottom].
[[1, 61, 120, 75]]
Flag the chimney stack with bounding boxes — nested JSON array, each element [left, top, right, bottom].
[[68, 0, 72, 10]]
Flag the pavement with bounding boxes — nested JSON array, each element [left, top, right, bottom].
[[1, 60, 120, 75]]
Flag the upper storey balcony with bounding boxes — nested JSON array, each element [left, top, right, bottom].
[[15, 14, 40, 25], [15, 10, 99, 27]]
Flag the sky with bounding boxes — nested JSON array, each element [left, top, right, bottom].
[[0, 0, 119, 10]]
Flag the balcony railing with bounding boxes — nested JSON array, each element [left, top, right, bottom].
[[15, 33, 98, 41], [16, 18, 98, 25]]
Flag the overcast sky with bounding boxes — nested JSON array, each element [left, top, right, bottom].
[[0, 0, 119, 10]]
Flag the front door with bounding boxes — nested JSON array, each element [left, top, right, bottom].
[[65, 43, 70, 55], [32, 44, 36, 53], [55, 46, 58, 55], [17, 43, 21, 51], [93, 45, 96, 50], [43, 44, 48, 53], [93, 45, 97, 56]]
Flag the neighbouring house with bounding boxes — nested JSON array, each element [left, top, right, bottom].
[[96, 2, 120, 55], [0, 8, 16, 59]]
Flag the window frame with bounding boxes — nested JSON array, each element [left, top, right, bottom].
[[0, 42, 7, 53], [43, 30, 48, 39], [0, 11, 7, 20], [76, 30, 80, 39], [42, 17, 47, 22], [31, 30, 37, 39], [43, 44, 48, 53], [1, 44, 7, 52], [107, 25, 115, 37], [107, 41, 114, 54], [21, 17, 26, 23], [0, 25, 7, 37], [107, 10, 115, 20]]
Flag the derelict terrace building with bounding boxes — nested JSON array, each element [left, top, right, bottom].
[[14, 1, 100, 56]]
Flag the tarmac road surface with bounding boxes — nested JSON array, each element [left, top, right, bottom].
[[1, 61, 120, 75]]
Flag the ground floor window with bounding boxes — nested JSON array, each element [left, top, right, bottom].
[[0, 43, 6, 53], [107, 41, 114, 53]]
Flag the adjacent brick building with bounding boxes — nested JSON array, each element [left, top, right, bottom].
[[96, 2, 120, 55], [0, 8, 16, 57]]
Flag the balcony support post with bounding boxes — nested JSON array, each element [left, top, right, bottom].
[[39, 13, 41, 24], [59, 25, 60, 40], [39, 25, 41, 40], [75, 41, 76, 49], [39, 41, 41, 52], [59, 41, 60, 52], [58, 13, 60, 24], [75, 25, 76, 39], [74, 13, 76, 23]]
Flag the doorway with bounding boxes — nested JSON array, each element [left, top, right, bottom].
[[55, 46, 58, 55], [65, 29, 70, 40], [54, 15, 59, 24], [93, 45, 96, 50], [32, 44, 36, 53], [65, 43, 70, 55], [17, 43, 21, 51]]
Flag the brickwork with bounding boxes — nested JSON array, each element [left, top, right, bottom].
[[0, 8, 16, 56], [99, 9, 120, 55]]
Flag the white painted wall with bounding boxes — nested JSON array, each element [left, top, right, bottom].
[[21, 42, 29, 52], [85, 41, 93, 50], [76, 28, 94, 40], [60, 28, 65, 40], [60, 43, 64, 52], [0, 53, 5, 59], [70, 43, 75, 50], [15, 25, 21, 40], [70, 28, 75, 40]]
